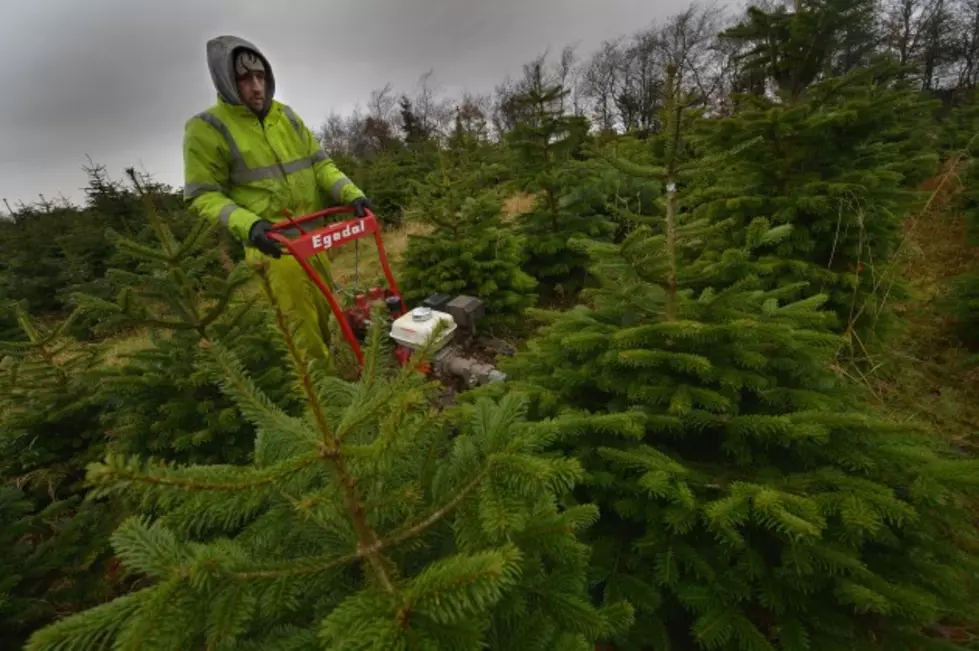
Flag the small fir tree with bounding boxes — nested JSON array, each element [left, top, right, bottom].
[[506, 58, 614, 299], [400, 162, 538, 327], [937, 90, 979, 156], [690, 61, 939, 348], [75, 195, 301, 466], [26, 235, 631, 649], [479, 71, 979, 650], [0, 304, 127, 646], [447, 96, 493, 163], [721, 0, 877, 102]]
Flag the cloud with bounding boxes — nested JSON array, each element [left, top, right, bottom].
[[0, 0, 694, 208]]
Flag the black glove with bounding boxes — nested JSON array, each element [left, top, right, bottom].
[[350, 196, 373, 218], [248, 219, 282, 258]]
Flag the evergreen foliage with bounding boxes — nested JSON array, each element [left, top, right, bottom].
[[7, 1, 979, 645], [0, 305, 105, 490], [26, 243, 631, 650], [937, 91, 979, 156], [400, 162, 538, 325], [691, 61, 939, 346], [558, 147, 664, 242], [505, 58, 614, 299], [498, 222, 979, 649], [947, 122, 979, 357], [351, 148, 426, 226], [0, 484, 34, 629], [0, 304, 127, 646], [74, 193, 301, 465], [722, 0, 878, 101], [477, 70, 979, 650], [0, 167, 191, 339], [97, 321, 295, 466]]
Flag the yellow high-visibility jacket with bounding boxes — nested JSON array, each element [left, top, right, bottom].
[[182, 35, 364, 244]]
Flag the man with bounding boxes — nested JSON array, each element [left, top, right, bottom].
[[183, 35, 371, 363]]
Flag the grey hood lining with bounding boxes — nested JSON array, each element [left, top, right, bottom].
[[205, 35, 276, 111]]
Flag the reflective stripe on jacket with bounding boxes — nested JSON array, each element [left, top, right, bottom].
[[182, 97, 364, 243]]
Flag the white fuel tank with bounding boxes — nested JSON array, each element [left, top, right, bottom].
[[389, 306, 457, 351]]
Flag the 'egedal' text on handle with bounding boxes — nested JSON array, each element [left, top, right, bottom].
[[311, 219, 366, 251]]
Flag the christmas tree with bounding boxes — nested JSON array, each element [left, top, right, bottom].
[[703, 0, 940, 349], [691, 61, 938, 349], [0, 303, 127, 646], [76, 193, 301, 466], [505, 57, 614, 300], [937, 91, 979, 157], [722, 0, 877, 102], [946, 107, 979, 357], [26, 219, 630, 649], [481, 68, 979, 650], [399, 160, 538, 328]]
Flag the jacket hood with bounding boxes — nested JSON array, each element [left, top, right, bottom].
[[206, 35, 276, 111]]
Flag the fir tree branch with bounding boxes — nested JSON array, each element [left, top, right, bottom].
[[87, 453, 320, 493], [231, 548, 362, 580], [231, 461, 493, 584], [254, 262, 335, 446], [255, 261, 398, 593], [384, 463, 492, 548], [202, 339, 321, 455], [25, 589, 154, 651], [333, 326, 444, 442]]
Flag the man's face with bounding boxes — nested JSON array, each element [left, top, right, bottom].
[[237, 70, 266, 112]]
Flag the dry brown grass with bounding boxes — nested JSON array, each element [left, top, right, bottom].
[[864, 161, 979, 449], [327, 220, 431, 289], [501, 192, 539, 222]]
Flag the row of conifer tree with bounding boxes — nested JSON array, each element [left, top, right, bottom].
[[4, 0, 979, 648]]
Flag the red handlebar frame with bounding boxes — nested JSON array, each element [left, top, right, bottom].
[[265, 206, 406, 366]]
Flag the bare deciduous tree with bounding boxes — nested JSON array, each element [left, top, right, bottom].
[[412, 69, 455, 141], [954, 0, 979, 88], [581, 39, 625, 132]]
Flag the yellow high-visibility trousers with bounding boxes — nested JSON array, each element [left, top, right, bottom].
[[248, 248, 336, 367]]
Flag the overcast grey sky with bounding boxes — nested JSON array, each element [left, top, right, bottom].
[[0, 0, 696, 209]]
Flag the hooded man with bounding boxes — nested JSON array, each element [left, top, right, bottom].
[[183, 35, 371, 363]]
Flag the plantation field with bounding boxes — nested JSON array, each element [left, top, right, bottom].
[[5, 1, 979, 649]]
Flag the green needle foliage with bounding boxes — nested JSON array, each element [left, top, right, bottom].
[[947, 125, 979, 359], [505, 57, 614, 300], [400, 161, 538, 327], [0, 303, 127, 646], [73, 195, 300, 465], [0, 304, 105, 491], [481, 70, 979, 651], [691, 60, 939, 350], [26, 237, 630, 649]]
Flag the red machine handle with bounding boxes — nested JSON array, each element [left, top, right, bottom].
[[265, 206, 406, 366], [266, 206, 379, 259]]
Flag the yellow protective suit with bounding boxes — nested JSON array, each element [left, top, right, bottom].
[[251, 250, 336, 362], [181, 35, 366, 363]]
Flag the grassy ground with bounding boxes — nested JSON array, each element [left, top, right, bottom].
[[326, 219, 429, 289], [861, 163, 979, 450]]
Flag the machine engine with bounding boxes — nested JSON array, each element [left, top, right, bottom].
[[343, 290, 507, 388]]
